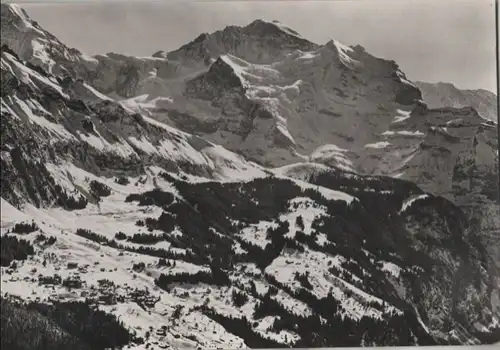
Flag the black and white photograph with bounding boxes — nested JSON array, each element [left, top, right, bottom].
[[0, 0, 499, 349]]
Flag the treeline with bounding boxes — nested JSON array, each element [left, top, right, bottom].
[[75, 229, 109, 244], [125, 189, 174, 207], [1, 298, 140, 350], [89, 180, 111, 198], [74, 228, 198, 264], [128, 170, 470, 346], [11, 221, 39, 234], [1, 235, 35, 267], [1, 298, 90, 350], [200, 306, 288, 348], [28, 300, 136, 348], [260, 273, 433, 347], [54, 185, 88, 210], [155, 264, 230, 289], [123, 176, 352, 272]]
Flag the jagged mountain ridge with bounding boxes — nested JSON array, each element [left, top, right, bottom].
[[415, 81, 498, 122], [163, 19, 319, 69], [124, 33, 424, 168], [0, 3, 98, 76], [0, 3, 422, 167], [1, 3, 500, 349]]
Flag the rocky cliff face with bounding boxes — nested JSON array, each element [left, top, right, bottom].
[[121, 41, 423, 168], [357, 103, 500, 296], [0, 46, 267, 208], [415, 81, 498, 122], [1, 3, 499, 349]]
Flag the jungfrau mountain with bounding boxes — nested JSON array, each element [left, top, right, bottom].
[[1, 3, 499, 349]]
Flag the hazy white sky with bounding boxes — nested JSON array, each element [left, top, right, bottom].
[[18, 0, 497, 92]]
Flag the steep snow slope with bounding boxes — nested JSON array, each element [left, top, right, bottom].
[[1, 47, 269, 208], [416, 81, 498, 122], [0, 3, 98, 75]]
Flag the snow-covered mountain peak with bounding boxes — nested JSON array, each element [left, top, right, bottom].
[[324, 38, 354, 52], [1, 2, 98, 77], [1, 3, 35, 30], [164, 18, 318, 68], [319, 38, 359, 68], [245, 19, 306, 40]]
